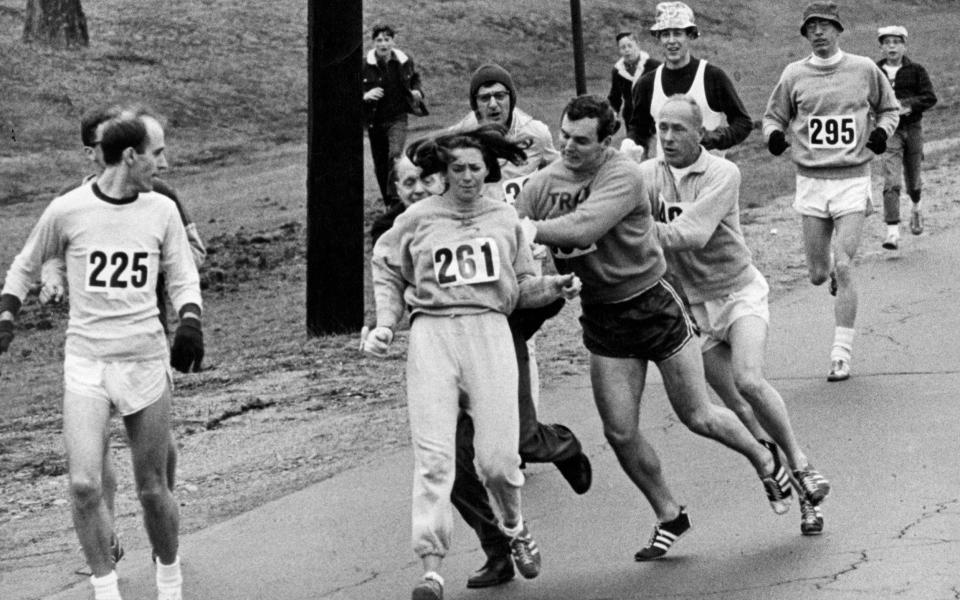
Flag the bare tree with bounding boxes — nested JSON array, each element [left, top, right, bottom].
[[22, 0, 88, 47]]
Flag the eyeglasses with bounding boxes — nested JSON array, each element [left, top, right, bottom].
[[477, 92, 509, 104]]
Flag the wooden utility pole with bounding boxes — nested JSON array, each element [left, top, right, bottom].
[[306, 0, 364, 335], [570, 0, 587, 95], [22, 0, 88, 47]]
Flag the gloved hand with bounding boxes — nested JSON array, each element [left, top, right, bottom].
[[363, 326, 394, 357], [866, 128, 888, 154], [767, 130, 790, 156], [171, 317, 204, 373], [0, 320, 13, 355]]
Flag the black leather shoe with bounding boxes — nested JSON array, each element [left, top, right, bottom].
[[466, 555, 515, 588], [555, 451, 592, 495]]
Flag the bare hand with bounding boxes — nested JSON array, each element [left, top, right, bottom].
[[363, 326, 394, 357], [39, 281, 64, 305], [364, 87, 384, 102], [556, 274, 582, 300]]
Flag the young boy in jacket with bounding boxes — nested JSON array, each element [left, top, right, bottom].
[[876, 25, 938, 248]]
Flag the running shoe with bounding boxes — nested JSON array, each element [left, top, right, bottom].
[[411, 573, 444, 600], [910, 209, 923, 235], [508, 524, 541, 579], [799, 496, 824, 536], [634, 506, 691, 561], [882, 230, 900, 250], [759, 440, 792, 515], [794, 465, 831, 505], [555, 451, 592, 495], [827, 358, 850, 382]]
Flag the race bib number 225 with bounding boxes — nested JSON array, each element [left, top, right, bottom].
[[85, 248, 151, 292], [432, 238, 501, 287]]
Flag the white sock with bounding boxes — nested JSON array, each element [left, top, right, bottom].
[[156, 556, 183, 594], [91, 570, 123, 600], [422, 571, 444, 586], [501, 521, 524, 538], [831, 327, 855, 361], [887, 224, 899, 236]]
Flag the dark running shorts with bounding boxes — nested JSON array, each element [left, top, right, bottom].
[[580, 277, 699, 362]]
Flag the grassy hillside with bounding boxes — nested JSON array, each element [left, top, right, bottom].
[[0, 0, 958, 205]]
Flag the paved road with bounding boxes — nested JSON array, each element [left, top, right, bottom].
[[35, 222, 960, 599]]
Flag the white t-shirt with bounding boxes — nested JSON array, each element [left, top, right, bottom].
[[2, 182, 202, 361]]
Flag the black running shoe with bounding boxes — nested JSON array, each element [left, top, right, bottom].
[[800, 496, 824, 536], [759, 440, 792, 515], [634, 506, 691, 561], [794, 465, 831, 505]]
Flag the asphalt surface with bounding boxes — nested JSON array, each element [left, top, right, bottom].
[[34, 221, 960, 599]]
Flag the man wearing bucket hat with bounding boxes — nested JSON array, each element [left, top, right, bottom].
[[624, 1, 752, 159], [876, 25, 937, 249], [762, 1, 899, 383]]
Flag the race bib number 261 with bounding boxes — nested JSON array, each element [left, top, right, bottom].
[[807, 115, 856, 148], [432, 238, 501, 287]]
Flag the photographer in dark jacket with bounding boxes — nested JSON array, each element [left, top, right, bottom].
[[362, 24, 428, 207]]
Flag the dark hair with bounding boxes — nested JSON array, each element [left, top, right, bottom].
[[98, 115, 149, 165], [80, 103, 160, 147], [561, 95, 621, 141], [410, 124, 529, 184], [371, 24, 396, 39], [616, 31, 637, 42]]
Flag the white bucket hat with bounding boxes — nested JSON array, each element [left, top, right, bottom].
[[649, 2, 699, 38]]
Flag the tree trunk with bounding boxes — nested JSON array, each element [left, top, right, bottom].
[[22, 0, 88, 47]]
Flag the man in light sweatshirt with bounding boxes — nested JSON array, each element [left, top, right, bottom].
[[517, 95, 795, 563], [647, 94, 832, 536], [762, 1, 900, 382]]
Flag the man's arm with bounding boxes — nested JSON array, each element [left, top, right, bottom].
[[901, 62, 937, 115], [701, 65, 753, 150], [627, 74, 656, 146], [872, 64, 902, 137], [655, 162, 741, 251], [522, 168, 641, 249]]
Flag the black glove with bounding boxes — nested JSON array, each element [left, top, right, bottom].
[[767, 130, 790, 156], [0, 320, 13, 355], [171, 317, 204, 373], [866, 128, 887, 154]]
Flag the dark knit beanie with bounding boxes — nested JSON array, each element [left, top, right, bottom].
[[469, 63, 517, 115]]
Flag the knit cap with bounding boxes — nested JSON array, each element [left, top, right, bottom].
[[468, 63, 517, 114]]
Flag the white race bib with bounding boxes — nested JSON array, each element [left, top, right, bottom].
[[655, 194, 685, 223], [84, 247, 153, 294], [807, 115, 856, 149], [500, 174, 531, 206], [432, 238, 501, 287]]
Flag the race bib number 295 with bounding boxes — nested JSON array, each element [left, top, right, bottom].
[[432, 238, 501, 287], [807, 115, 856, 148]]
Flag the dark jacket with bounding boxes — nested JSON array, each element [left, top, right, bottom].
[[362, 48, 427, 122], [876, 56, 937, 128], [607, 53, 661, 128]]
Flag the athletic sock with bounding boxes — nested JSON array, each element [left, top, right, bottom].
[[156, 556, 183, 595], [91, 570, 123, 600], [831, 327, 855, 362], [887, 224, 899, 236], [501, 521, 524, 538]]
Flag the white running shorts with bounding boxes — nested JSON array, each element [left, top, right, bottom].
[[64, 354, 172, 416], [690, 266, 770, 353], [793, 173, 871, 219]]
